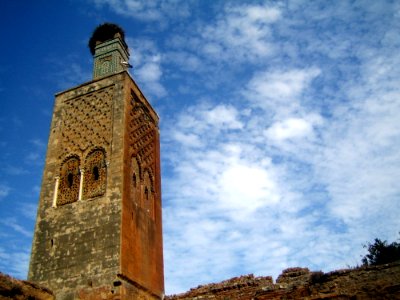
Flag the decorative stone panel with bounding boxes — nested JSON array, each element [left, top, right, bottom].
[[93, 38, 129, 79], [57, 156, 80, 205], [60, 86, 113, 158], [128, 93, 156, 176], [83, 149, 107, 200], [128, 92, 157, 219]]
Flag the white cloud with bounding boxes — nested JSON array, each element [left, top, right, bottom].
[[91, 0, 191, 22], [162, 100, 316, 293], [218, 162, 281, 215], [200, 3, 281, 62], [203, 105, 244, 130], [171, 131, 202, 148], [265, 114, 323, 142], [129, 38, 167, 99], [266, 117, 313, 141], [315, 81, 400, 228], [162, 41, 400, 292], [136, 61, 167, 98], [137, 61, 162, 82], [165, 51, 202, 72], [173, 104, 243, 137], [244, 68, 321, 116]]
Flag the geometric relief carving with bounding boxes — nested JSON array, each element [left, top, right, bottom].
[[57, 156, 80, 206], [60, 86, 113, 157], [83, 149, 107, 199], [128, 92, 156, 176], [128, 91, 157, 220]]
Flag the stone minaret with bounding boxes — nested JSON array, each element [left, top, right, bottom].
[[28, 23, 164, 300]]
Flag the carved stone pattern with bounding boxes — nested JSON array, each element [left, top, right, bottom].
[[128, 98, 156, 176], [60, 87, 113, 157], [83, 150, 107, 199], [58, 157, 80, 205]]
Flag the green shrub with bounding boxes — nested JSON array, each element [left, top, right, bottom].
[[361, 234, 400, 266]]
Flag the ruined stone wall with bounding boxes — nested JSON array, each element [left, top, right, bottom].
[[0, 272, 54, 300], [167, 262, 400, 300]]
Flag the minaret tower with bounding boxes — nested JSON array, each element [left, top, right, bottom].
[[28, 23, 164, 300]]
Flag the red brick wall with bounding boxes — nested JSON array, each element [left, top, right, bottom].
[[120, 74, 164, 299]]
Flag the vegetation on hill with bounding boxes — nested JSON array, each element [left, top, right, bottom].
[[361, 234, 400, 266]]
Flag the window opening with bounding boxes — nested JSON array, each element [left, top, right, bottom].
[[67, 173, 74, 188], [93, 166, 99, 181], [145, 187, 149, 201], [133, 173, 137, 188]]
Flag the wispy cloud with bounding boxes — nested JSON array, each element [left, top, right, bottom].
[[2, 165, 29, 176], [24, 139, 46, 166], [91, 0, 192, 23], [128, 38, 167, 99], [200, 3, 281, 62], [44, 56, 92, 90], [0, 218, 32, 238], [162, 97, 319, 291], [0, 184, 11, 200], [19, 203, 38, 221], [0, 247, 30, 279]]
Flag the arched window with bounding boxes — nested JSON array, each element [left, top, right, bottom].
[[131, 157, 140, 205], [132, 173, 137, 188], [57, 156, 80, 205], [83, 149, 107, 199], [143, 169, 155, 219]]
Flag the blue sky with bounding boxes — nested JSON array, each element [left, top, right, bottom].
[[0, 0, 399, 295]]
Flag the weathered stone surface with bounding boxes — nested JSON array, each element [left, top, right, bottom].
[[167, 261, 400, 300], [28, 30, 164, 299], [0, 272, 54, 300]]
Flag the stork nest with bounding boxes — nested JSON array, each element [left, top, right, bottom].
[[88, 23, 127, 55]]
